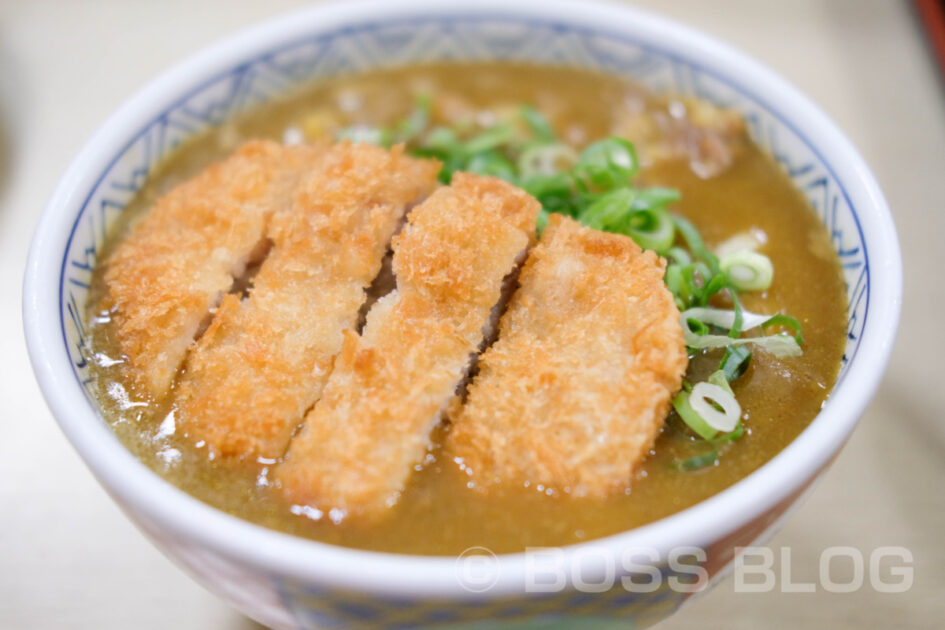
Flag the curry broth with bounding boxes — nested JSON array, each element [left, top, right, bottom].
[[86, 63, 847, 555]]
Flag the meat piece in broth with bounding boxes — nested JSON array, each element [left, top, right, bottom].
[[174, 143, 440, 459], [277, 173, 539, 519], [446, 214, 688, 498], [615, 97, 749, 178], [104, 141, 324, 398]]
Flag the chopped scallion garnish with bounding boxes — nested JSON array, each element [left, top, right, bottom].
[[464, 124, 516, 154], [672, 388, 719, 440], [673, 370, 744, 443], [517, 143, 579, 178], [707, 369, 734, 395], [573, 137, 639, 192], [672, 215, 721, 275], [680, 307, 803, 358], [762, 314, 804, 346], [720, 249, 774, 292], [689, 380, 740, 433], [465, 150, 516, 180], [626, 208, 675, 254], [719, 344, 752, 382]]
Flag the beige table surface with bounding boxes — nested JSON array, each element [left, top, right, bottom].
[[1, 1, 942, 628]]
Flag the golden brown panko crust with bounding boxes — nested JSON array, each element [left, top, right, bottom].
[[445, 214, 688, 498], [104, 140, 324, 398], [174, 143, 440, 459], [276, 173, 539, 519]]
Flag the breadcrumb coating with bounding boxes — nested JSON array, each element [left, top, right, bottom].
[[446, 214, 688, 498], [104, 141, 323, 398], [174, 143, 440, 459], [277, 173, 539, 519]]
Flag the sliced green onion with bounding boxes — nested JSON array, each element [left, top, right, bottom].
[[672, 390, 719, 440], [664, 264, 683, 301], [666, 246, 692, 266], [521, 172, 572, 198], [424, 126, 461, 152], [519, 105, 556, 142], [672, 215, 720, 275], [672, 426, 743, 469], [686, 318, 711, 337], [630, 187, 681, 211], [701, 272, 730, 308], [707, 369, 734, 394], [683, 328, 803, 357], [573, 138, 639, 191], [521, 173, 575, 216], [720, 249, 774, 291], [762, 314, 804, 346], [719, 345, 752, 382], [672, 267, 695, 309], [673, 371, 746, 445], [465, 151, 516, 180], [674, 215, 707, 251], [464, 124, 514, 154], [680, 308, 803, 358], [709, 422, 745, 445], [682, 306, 771, 332], [725, 290, 745, 341], [673, 262, 722, 310], [689, 381, 741, 433], [578, 188, 634, 231], [517, 143, 578, 178], [627, 208, 675, 253]]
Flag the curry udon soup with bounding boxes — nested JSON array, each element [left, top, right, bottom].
[[86, 63, 846, 555]]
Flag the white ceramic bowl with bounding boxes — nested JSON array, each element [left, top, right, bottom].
[[23, 1, 901, 628]]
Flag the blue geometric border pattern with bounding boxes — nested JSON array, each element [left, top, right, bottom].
[[58, 17, 867, 624]]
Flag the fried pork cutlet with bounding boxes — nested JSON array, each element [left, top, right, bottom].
[[446, 214, 688, 498], [104, 140, 323, 398], [174, 143, 440, 459], [277, 173, 539, 519]]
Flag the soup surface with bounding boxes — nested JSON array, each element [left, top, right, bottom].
[[85, 63, 847, 555]]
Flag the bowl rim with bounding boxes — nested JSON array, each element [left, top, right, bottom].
[[23, 0, 901, 599]]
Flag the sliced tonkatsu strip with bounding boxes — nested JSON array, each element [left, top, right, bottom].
[[446, 214, 688, 498], [104, 140, 323, 398], [277, 173, 539, 519], [174, 143, 440, 459]]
